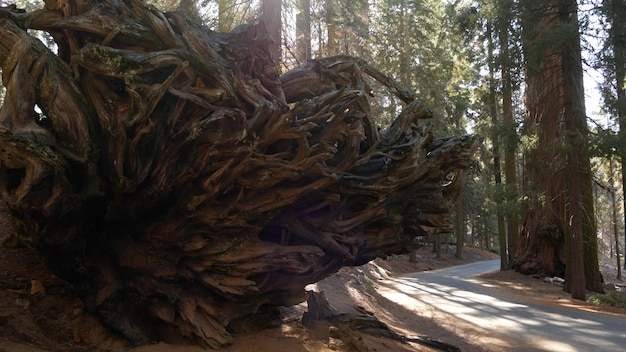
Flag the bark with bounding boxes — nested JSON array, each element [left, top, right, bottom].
[[498, 0, 519, 263], [434, 233, 441, 258], [454, 198, 464, 259], [261, 0, 281, 65], [560, 0, 587, 299], [325, 0, 340, 54], [559, 0, 603, 295], [0, 0, 480, 348], [513, 1, 571, 280], [295, 0, 311, 63], [487, 20, 506, 268], [608, 159, 621, 280], [514, 0, 602, 296], [605, 0, 626, 271]]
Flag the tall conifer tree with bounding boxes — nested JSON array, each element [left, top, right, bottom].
[[514, 0, 603, 297], [601, 0, 626, 271]]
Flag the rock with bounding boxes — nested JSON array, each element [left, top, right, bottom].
[[543, 276, 565, 286]]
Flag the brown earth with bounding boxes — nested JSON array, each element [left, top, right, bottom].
[[1, 203, 624, 352]]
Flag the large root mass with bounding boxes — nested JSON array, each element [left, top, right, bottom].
[[0, 0, 480, 348]]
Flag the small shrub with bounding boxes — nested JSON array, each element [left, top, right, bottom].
[[588, 291, 626, 309]]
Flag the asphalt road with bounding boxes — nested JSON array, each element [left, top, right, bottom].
[[378, 259, 626, 352]]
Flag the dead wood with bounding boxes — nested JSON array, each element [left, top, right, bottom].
[[0, 0, 480, 349], [302, 291, 338, 325], [304, 291, 461, 352]]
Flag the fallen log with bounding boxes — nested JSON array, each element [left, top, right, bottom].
[[0, 0, 480, 348]]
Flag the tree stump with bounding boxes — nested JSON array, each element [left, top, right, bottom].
[[0, 0, 480, 348]]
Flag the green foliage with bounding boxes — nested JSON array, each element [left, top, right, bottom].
[[589, 127, 621, 158], [10, 0, 43, 11], [590, 156, 625, 262], [145, 0, 202, 21], [588, 291, 626, 309], [363, 0, 479, 134]]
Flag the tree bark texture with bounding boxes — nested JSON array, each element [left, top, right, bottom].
[[514, 0, 572, 279], [0, 0, 480, 348], [605, 0, 626, 271], [558, 0, 603, 295], [514, 0, 602, 295]]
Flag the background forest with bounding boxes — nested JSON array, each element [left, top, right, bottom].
[[3, 0, 625, 298]]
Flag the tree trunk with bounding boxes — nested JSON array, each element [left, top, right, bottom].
[[560, 0, 603, 295], [295, 0, 311, 64], [454, 198, 464, 259], [605, 0, 626, 272], [218, 0, 235, 32], [262, 0, 281, 65], [514, 0, 603, 297], [487, 19, 506, 269], [435, 233, 441, 258], [514, 2, 553, 277], [325, 0, 340, 54], [609, 158, 622, 280], [513, 0, 571, 281], [0, 1, 480, 349], [498, 0, 519, 264]]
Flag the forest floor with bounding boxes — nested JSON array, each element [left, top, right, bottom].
[[1, 203, 625, 352]]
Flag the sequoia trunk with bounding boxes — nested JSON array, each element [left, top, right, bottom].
[[513, 0, 602, 296]]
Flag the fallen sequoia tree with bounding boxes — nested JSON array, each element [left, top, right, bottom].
[[0, 0, 480, 349]]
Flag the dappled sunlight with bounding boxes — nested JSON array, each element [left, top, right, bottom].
[[533, 339, 578, 352], [380, 277, 539, 333], [378, 261, 626, 351], [310, 263, 520, 351]]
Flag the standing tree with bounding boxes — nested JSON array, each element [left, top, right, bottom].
[[322, 0, 369, 57], [218, 0, 236, 31], [262, 0, 281, 65], [608, 158, 622, 280], [295, 0, 311, 63], [601, 0, 626, 271], [0, 0, 480, 348], [497, 0, 520, 264], [513, 0, 603, 298], [487, 16, 507, 268]]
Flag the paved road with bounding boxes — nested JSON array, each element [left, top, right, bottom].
[[378, 260, 626, 351]]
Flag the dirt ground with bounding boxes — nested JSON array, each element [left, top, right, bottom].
[[1, 203, 625, 352]]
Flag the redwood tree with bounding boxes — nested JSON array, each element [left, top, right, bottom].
[[0, 0, 479, 348], [513, 0, 603, 297], [602, 0, 626, 272]]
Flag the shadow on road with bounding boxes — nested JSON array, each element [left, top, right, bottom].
[[377, 260, 626, 352]]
